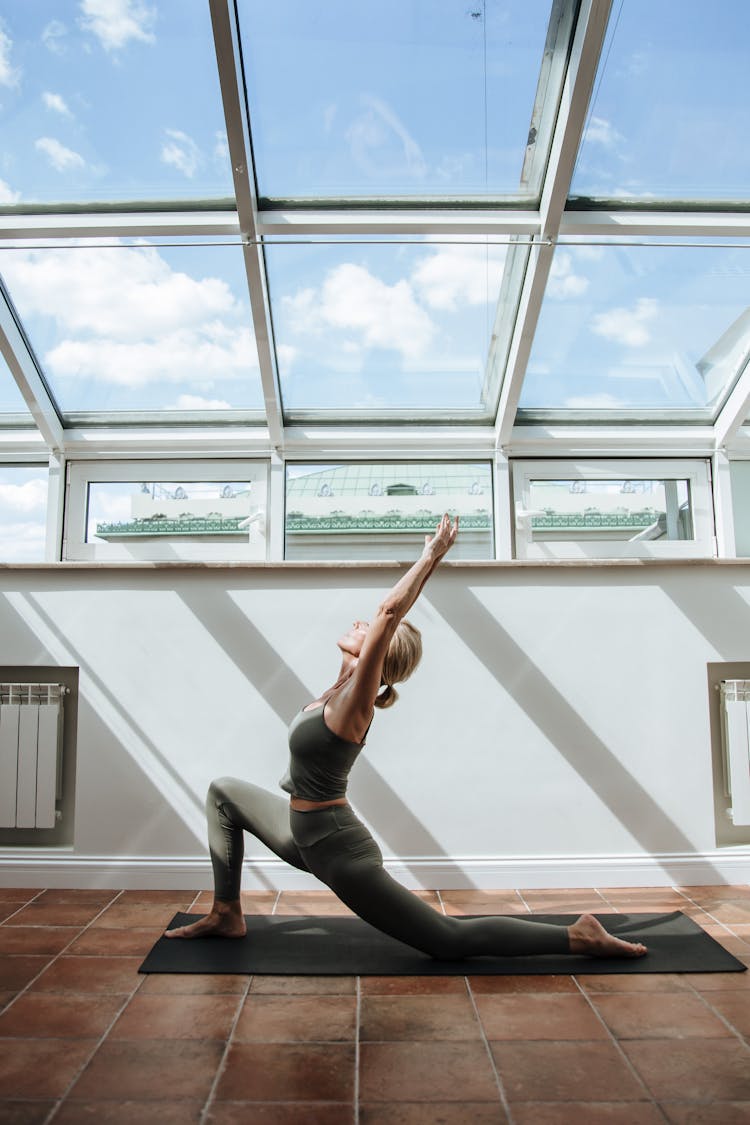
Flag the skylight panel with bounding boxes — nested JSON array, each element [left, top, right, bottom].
[[571, 0, 750, 202], [0, 349, 32, 415], [265, 238, 507, 417], [0, 242, 263, 415], [519, 241, 750, 417], [238, 0, 560, 201], [0, 1, 233, 205]]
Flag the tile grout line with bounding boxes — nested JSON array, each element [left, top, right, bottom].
[[199, 967, 252, 1124], [353, 975, 361, 1125], [0, 888, 128, 1018], [572, 974, 670, 1122], [465, 977, 515, 1124]]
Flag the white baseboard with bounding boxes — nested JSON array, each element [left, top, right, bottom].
[[0, 851, 748, 890]]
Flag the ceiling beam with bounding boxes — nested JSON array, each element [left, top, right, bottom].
[[560, 210, 750, 239], [714, 354, 750, 450], [0, 212, 240, 241], [209, 0, 284, 451], [256, 210, 541, 237], [493, 0, 613, 449]]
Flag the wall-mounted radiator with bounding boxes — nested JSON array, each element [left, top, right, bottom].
[[719, 680, 750, 827], [0, 683, 65, 829]]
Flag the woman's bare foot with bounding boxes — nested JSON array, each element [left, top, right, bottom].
[[568, 913, 647, 958], [165, 899, 247, 940]]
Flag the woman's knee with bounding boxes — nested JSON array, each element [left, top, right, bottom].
[[206, 776, 241, 810]]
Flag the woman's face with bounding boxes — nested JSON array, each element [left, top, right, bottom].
[[337, 620, 369, 657]]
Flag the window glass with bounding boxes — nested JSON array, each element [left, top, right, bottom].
[[0, 0, 232, 205], [526, 478, 693, 544], [285, 462, 493, 560], [512, 460, 714, 559], [238, 0, 559, 199], [572, 0, 750, 201], [0, 351, 32, 416], [266, 240, 509, 416], [730, 462, 750, 557], [0, 243, 263, 415], [65, 462, 268, 561], [520, 242, 750, 415], [0, 464, 47, 561], [88, 480, 263, 548]]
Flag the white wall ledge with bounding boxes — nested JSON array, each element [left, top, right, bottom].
[[2, 557, 750, 572]]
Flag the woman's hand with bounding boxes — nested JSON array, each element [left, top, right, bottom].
[[423, 513, 459, 561]]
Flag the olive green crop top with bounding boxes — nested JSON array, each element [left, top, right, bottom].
[[279, 704, 368, 802]]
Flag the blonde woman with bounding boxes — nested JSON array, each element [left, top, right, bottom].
[[168, 515, 646, 960]]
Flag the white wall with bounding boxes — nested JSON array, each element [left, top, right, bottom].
[[1, 561, 749, 889]]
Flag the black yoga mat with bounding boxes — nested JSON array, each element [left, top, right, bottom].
[[139, 911, 747, 976]]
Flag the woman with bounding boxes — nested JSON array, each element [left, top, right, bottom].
[[168, 515, 646, 960]]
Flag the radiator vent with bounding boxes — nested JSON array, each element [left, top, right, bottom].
[[719, 680, 750, 827], [0, 683, 65, 829]]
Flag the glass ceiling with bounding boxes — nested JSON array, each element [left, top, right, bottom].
[[1, 0, 232, 205], [0, 0, 747, 446], [238, 0, 562, 200], [572, 0, 750, 202]]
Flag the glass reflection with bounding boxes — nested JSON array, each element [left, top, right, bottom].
[[520, 242, 750, 414]]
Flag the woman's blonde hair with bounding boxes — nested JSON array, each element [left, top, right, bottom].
[[375, 619, 423, 709]]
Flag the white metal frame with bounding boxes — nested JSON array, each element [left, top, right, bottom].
[[0, 0, 749, 561], [511, 458, 716, 560], [64, 459, 270, 562]]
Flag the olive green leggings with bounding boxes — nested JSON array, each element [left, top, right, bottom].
[[206, 776, 571, 960]]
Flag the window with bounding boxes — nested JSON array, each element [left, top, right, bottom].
[[64, 461, 268, 561], [0, 463, 48, 562], [285, 462, 493, 560], [512, 460, 714, 559]]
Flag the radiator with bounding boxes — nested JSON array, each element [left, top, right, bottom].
[[0, 683, 65, 829], [719, 680, 750, 827]]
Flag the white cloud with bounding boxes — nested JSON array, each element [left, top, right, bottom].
[[0, 178, 20, 204], [0, 25, 20, 87], [160, 129, 201, 178], [0, 523, 46, 563], [546, 252, 589, 299], [213, 131, 229, 165], [78, 0, 156, 52], [1, 243, 258, 389], [42, 21, 68, 55], [35, 137, 86, 172], [591, 297, 659, 347], [43, 91, 73, 117], [283, 262, 434, 360], [411, 243, 507, 310], [0, 478, 47, 514], [171, 394, 232, 410], [584, 115, 624, 149], [346, 95, 426, 178]]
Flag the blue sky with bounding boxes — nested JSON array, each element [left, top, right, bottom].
[[0, 0, 747, 419]]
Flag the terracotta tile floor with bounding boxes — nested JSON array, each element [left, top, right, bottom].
[[0, 885, 748, 1124]]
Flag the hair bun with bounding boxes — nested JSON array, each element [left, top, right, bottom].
[[374, 683, 399, 709]]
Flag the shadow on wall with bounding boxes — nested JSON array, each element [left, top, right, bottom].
[[0, 561, 738, 888]]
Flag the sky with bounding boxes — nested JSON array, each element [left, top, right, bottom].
[[0, 0, 747, 424]]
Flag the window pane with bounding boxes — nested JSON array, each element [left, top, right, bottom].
[[238, 0, 559, 199], [0, 464, 47, 561], [527, 478, 693, 544], [285, 462, 493, 560], [1, 243, 263, 414], [730, 462, 750, 557], [86, 475, 266, 560], [0, 0, 232, 205], [572, 0, 750, 202], [0, 351, 31, 416], [520, 242, 750, 414], [267, 240, 509, 415]]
